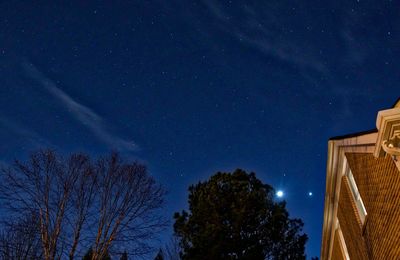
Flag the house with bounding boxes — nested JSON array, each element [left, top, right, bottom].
[[321, 99, 400, 259]]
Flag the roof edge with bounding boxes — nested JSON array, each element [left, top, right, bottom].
[[329, 129, 377, 141], [393, 97, 400, 108]]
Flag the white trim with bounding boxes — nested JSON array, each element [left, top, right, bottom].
[[374, 107, 400, 158], [323, 103, 400, 259], [321, 132, 377, 260], [345, 166, 367, 224], [337, 222, 350, 260]]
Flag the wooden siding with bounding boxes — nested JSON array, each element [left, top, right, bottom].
[[345, 153, 400, 259], [331, 230, 344, 260], [337, 177, 369, 259]]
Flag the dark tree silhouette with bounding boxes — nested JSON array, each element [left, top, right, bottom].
[[82, 248, 94, 260], [161, 237, 181, 260], [82, 247, 111, 260], [154, 249, 164, 260], [120, 251, 128, 260], [0, 213, 43, 259], [153, 237, 181, 260], [174, 169, 308, 260], [0, 150, 93, 260], [91, 153, 166, 259], [0, 150, 166, 260]]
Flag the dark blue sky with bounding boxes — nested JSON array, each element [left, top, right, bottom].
[[1, 1, 399, 257]]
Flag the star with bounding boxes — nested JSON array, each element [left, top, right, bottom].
[[276, 190, 284, 198], [308, 192, 313, 197]]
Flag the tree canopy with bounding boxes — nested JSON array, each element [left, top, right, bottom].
[[0, 150, 166, 260], [173, 169, 308, 260]]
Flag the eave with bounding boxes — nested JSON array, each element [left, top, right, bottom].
[[321, 131, 377, 260]]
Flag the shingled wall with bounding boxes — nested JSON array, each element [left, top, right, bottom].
[[344, 153, 400, 259], [337, 176, 369, 259], [331, 230, 344, 260]]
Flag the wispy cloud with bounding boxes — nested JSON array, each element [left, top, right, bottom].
[[339, 6, 373, 66], [199, 1, 383, 120], [23, 62, 137, 152], [341, 29, 366, 65], [201, 1, 327, 73]]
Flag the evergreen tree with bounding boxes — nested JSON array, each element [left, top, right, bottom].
[[154, 249, 164, 260], [120, 251, 128, 260], [83, 248, 93, 260], [174, 169, 308, 260], [83, 248, 111, 260]]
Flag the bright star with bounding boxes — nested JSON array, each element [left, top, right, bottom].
[[308, 192, 313, 196], [276, 190, 284, 198]]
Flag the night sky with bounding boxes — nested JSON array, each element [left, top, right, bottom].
[[1, 1, 399, 257]]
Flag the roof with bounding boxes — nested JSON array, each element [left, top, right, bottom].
[[393, 98, 400, 108], [329, 129, 377, 141], [329, 98, 400, 141]]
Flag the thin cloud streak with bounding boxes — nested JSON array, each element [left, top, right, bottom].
[[23, 62, 137, 152], [200, 0, 380, 123], [202, 0, 327, 73]]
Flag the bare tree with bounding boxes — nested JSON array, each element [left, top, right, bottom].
[[91, 153, 166, 259], [0, 150, 166, 260], [67, 157, 97, 260], [160, 236, 181, 260], [0, 150, 91, 260], [0, 213, 43, 260]]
